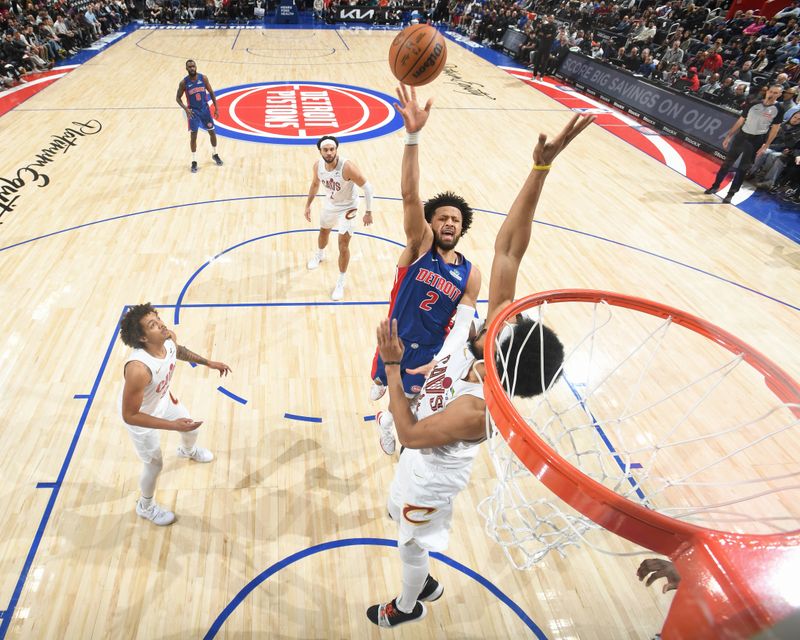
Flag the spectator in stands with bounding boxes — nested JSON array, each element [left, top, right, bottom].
[[660, 39, 684, 67], [698, 72, 721, 98], [775, 1, 800, 24], [751, 111, 800, 191]]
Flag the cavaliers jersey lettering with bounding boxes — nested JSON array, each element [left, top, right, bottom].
[[122, 339, 177, 415], [388, 245, 472, 347], [184, 74, 209, 113], [317, 157, 357, 209], [414, 344, 485, 469]]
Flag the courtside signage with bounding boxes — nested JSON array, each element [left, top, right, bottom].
[[213, 81, 403, 145]]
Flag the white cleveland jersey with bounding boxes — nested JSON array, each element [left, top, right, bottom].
[[121, 339, 177, 416], [317, 156, 358, 210], [413, 343, 485, 469]]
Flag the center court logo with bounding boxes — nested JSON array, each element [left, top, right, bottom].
[[213, 81, 403, 145]]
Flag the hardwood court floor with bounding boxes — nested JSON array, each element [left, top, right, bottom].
[[0, 24, 798, 639]]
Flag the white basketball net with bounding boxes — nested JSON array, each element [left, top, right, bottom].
[[477, 298, 800, 570]]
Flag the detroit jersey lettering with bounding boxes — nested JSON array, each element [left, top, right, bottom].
[[184, 74, 210, 114], [388, 244, 472, 346]]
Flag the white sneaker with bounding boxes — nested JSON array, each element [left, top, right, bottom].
[[369, 382, 387, 401], [376, 411, 396, 455], [331, 281, 345, 301], [177, 445, 214, 463], [136, 500, 175, 526], [307, 251, 324, 270]]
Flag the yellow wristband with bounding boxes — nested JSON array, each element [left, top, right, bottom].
[[533, 164, 552, 171]]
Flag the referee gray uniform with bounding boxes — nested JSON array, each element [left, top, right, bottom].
[[709, 100, 785, 197]]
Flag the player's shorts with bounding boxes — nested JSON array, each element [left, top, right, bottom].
[[123, 392, 190, 464], [388, 448, 474, 552], [187, 108, 214, 133], [371, 340, 439, 396], [319, 204, 358, 235]]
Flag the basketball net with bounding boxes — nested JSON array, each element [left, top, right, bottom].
[[477, 290, 800, 639]]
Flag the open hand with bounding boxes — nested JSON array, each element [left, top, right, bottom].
[[394, 84, 433, 133], [533, 113, 595, 168], [377, 318, 405, 363]]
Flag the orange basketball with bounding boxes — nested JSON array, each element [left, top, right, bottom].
[[389, 24, 448, 87]]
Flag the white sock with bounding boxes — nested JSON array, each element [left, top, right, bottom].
[[211, 145, 217, 155], [396, 541, 429, 613], [192, 152, 196, 162], [337, 272, 346, 285], [139, 495, 153, 508]]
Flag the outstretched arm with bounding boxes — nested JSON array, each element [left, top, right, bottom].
[[167, 330, 231, 376], [486, 114, 594, 325], [343, 160, 374, 227], [394, 84, 434, 265]]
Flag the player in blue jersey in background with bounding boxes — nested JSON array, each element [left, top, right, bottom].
[[176, 59, 223, 174], [370, 84, 482, 455]]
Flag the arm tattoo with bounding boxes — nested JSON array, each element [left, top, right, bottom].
[[176, 344, 209, 366]]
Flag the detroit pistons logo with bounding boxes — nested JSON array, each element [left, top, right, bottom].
[[213, 81, 403, 145]]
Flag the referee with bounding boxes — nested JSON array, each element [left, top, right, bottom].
[[705, 84, 785, 203]]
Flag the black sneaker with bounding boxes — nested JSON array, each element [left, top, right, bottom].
[[191, 161, 198, 173], [417, 575, 444, 602], [366, 598, 426, 628], [703, 186, 718, 195], [212, 153, 223, 166], [722, 192, 734, 204]]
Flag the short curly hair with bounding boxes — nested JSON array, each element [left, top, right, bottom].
[[423, 191, 473, 235], [119, 303, 157, 349], [495, 318, 564, 398]]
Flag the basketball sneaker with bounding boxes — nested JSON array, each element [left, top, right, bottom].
[[212, 153, 223, 166], [331, 280, 345, 301], [369, 381, 386, 401], [376, 410, 396, 455], [417, 575, 444, 602], [136, 500, 175, 526], [307, 250, 324, 270], [191, 161, 198, 173], [177, 445, 214, 463], [366, 599, 426, 628]]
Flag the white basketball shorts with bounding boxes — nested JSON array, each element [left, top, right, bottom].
[[388, 447, 474, 552], [123, 392, 190, 464]]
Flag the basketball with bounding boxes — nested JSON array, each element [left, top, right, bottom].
[[389, 24, 448, 87]]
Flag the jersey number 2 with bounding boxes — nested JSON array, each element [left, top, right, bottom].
[[419, 291, 439, 311]]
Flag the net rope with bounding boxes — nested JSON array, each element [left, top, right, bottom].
[[478, 299, 800, 569]]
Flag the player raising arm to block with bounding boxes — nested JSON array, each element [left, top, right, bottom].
[[370, 85, 481, 455], [366, 112, 594, 628]]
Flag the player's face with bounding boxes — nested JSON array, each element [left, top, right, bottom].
[[139, 312, 169, 346], [185, 61, 197, 77], [430, 206, 463, 251], [319, 142, 338, 164]]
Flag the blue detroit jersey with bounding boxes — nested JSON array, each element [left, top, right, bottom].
[[389, 244, 472, 346], [184, 74, 210, 114]]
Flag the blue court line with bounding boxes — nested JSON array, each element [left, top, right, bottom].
[[73, 394, 90, 399], [334, 28, 350, 51], [363, 415, 376, 421], [630, 463, 643, 469], [565, 379, 647, 502], [0, 308, 124, 639], [283, 413, 322, 423], [3, 193, 795, 314], [203, 537, 546, 639], [172, 227, 406, 324], [231, 28, 241, 50], [35, 483, 58, 489], [217, 386, 247, 404], [189, 362, 198, 368], [683, 201, 722, 205]]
